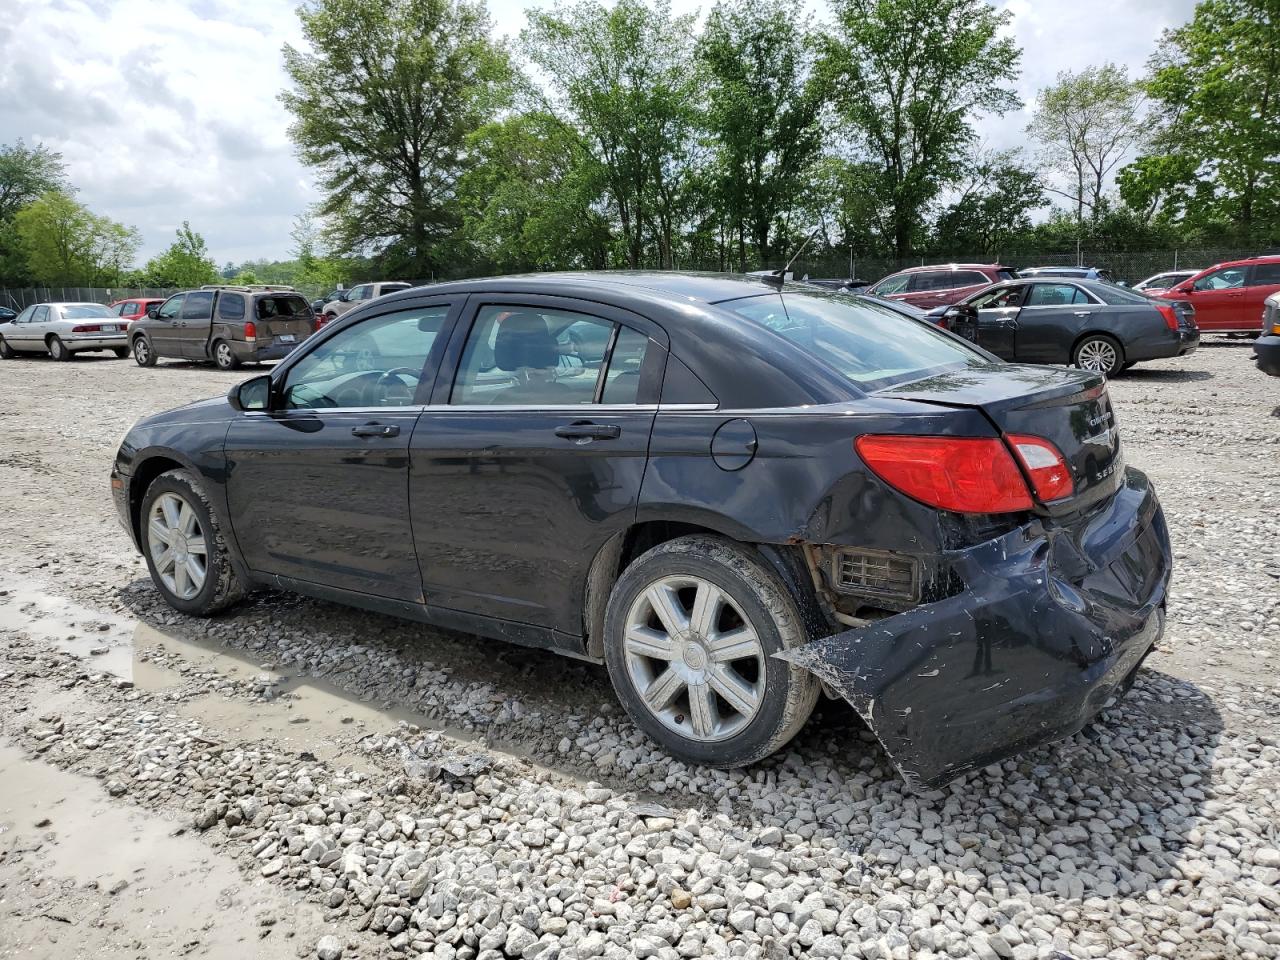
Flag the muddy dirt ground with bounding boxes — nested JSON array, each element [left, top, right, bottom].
[[0, 340, 1277, 960]]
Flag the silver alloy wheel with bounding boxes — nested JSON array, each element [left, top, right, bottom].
[[216, 342, 233, 367], [1077, 339, 1117, 373], [147, 492, 209, 601], [134, 339, 149, 363], [623, 575, 766, 742]]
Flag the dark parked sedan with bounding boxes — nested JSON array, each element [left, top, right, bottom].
[[111, 273, 1171, 789], [931, 278, 1199, 375]]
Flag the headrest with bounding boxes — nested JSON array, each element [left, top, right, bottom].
[[494, 313, 558, 371]]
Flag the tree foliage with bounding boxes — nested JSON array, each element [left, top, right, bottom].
[[934, 151, 1047, 255], [142, 222, 219, 287], [13, 191, 140, 285], [0, 140, 70, 285], [281, 0, 511, 278]]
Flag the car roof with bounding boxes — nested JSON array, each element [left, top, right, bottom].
[[410, 270, 799, 305], [38, 302, 103, 307], [1192, 254, 1280, 274], [889, 263, 1002, 275]]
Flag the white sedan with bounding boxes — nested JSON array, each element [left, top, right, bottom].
[[0, 302, 131, 361]]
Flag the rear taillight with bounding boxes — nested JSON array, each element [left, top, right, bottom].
[[855, 435, 1034, 513], [244, 320, 257, 341], [1007, 434, 1074, 502], [1155, 304, 1180, 330], [71, 324, 102, 333]]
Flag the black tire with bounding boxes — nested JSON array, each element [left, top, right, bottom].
[[112, 347, 129, 359], [0, 336, 14, 360], [603, 535, 820, 768], [1072, 334, 1124, 376], [139, 469, 244, 616], [48, 335, 73, 361], [213, 339, 240, 370], [133, 336, 157, 367]]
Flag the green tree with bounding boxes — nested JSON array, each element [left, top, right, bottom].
[[697, 0, 826, 269], [934, 151, 1047, 255], [13, 191, 140, 285], [820, 0, 1020, 257], [281, 0, 511, 278], [1120, 0, 1280, 240], [1027, 64, 1147, 226], [523, 0, 701, 269], [143, 222, 219, 287], [0, 140, 70, 285]]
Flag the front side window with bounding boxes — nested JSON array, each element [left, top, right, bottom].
[[32, 306, 49, 323], [720, 292, 991, 391], [451, 306, 618, 406], [181, 291, 214, 320], [970, 285, 1024, 309], [13, 306, 34, 324], [1194, 266, 1247, 290], [157, 295, 185, 320], [281, 305, 449, 410], [871, 273, 910, 295], [1025, 284, 1089, 307]]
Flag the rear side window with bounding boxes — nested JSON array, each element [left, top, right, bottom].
[[1091, 284, 1150, 305], [720, 292, 991, 391], [33, 306, 49, 322], [1025, 284, 1090, 306], [219, 294, 246, 320], [181, 291, 214, 319], [601, 327, 650, 404], [908, 271, 949, 292], [1251, 262, 1280, 285], [872, 273, 910, 295], [951, 270, 990, 286]]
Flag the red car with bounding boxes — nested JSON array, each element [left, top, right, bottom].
[[1157, 256, 1280, 334], [864, 263, 1014, 310], [108, 298, 166, 324]]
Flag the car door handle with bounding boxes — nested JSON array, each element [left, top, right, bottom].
[[351, 423, 399, 438], [1073, 311, 1093, 317], [555, 421, 621, 441]]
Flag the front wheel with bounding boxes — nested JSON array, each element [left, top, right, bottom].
[[213, 340, 240, 370], [1073, 334, 1124, 376], [112, 347, 129, 359], [48, 336, 73, 361], [140, 469, 244, 616], [133, 337, 156, 367], [603, 535, 820, 768], [0, 336, 14, 359]]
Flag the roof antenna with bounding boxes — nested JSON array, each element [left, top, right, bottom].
[[763, 225, 821, 288]]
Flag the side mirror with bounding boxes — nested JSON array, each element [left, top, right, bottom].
[[1175, 282, 1196, 294], [146, 307, 159, 319], [227, 374, 272, 412]]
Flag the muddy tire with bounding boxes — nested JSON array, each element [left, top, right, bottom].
[[603, 535, 820, 768], [48, 335, 73, 361], [0, 336, 14, 359], [213, 340, 239, 370], [133, 336, 156, 367], [139, 469, 244, 617], [1073, 334, 1124, 376]]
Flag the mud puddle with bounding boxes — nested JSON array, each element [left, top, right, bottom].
[[0, 579, 136, 679], [0, 740, 327, 958]]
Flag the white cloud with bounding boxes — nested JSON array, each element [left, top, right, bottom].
[[0, 0, 1201, 266]]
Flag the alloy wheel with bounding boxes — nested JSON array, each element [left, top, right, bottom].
[[623, 575, 766, 742], [147, 492, 209, 601], [1077, 339, 1117, 373], [216, 342, 233, 368]]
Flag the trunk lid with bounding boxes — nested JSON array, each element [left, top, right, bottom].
[[255, 295, 315, 343], [878, 364, 1123, 513]]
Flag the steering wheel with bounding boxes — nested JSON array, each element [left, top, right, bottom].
[[372, 367, 422, 406]]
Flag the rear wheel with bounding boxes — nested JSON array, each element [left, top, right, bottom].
[[603, 535, 820, 768], [48, 336, 73, 361], [112, 347, 129, 359], [213, 340, 239, 370], [0, 336, 14, 359], [133, 337, 156, 367], [140, 469, 244, 616], [1073, 334, 1123, 376]]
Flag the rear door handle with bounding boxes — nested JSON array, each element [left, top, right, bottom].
[[555, 421, 621, 441], [352, 423, 399, 438], [1073, 311, 1093, 317]]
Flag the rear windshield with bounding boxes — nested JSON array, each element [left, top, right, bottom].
[[61, 304, 111, 319], [720, 292, 993, 391], [256, 295, 312, 319], [1090, 283, 1151, 305]]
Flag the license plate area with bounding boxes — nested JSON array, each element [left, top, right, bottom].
[[277, 334, 297, 344]]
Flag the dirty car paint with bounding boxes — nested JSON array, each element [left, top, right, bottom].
[[778, 466, 1171, 791]]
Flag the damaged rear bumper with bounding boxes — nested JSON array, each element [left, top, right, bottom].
[[780, 467, 1171, 791]]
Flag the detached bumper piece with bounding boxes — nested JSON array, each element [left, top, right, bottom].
[[779, 468, 1171, 791]]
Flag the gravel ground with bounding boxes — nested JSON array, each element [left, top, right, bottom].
[[0, 342, 1277, 960]]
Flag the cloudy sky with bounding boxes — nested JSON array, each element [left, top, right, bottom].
[[0, 0, 1198, 266]]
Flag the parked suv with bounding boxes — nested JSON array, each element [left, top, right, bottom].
[[1157, 255, 1280, 334], [109, 297, 166, 324], [865, 264, 1012, 309], [130, 285, 315, 370], [319, 281, 412, 326]]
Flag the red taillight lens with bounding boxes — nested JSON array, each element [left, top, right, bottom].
[[855, 435, 1034, 513], [244, 320, 257, 340], [71, 324, 102, 333], [1007, 434, 1074, 502], [1155, 304, 1180, 330]]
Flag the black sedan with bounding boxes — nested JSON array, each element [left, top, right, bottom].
[[929, 278, 1199, 375], [0, 306, 16, 324], [111, 273, 1171, 789]]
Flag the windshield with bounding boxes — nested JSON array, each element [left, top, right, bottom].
[[720, 291, 995, 391], [61, 304, 112, 319]]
